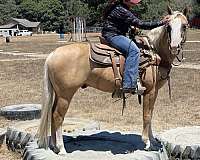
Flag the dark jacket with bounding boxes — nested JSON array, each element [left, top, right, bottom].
[[102, 3, 164, 39]]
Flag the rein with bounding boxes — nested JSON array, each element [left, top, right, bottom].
[[172, 30, 187, 66]]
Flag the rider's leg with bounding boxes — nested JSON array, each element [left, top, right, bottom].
[[106, 35, 144, 93]]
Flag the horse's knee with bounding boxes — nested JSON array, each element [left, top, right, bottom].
[[143, 115, 152, 122], [57, 97, 70, 115]]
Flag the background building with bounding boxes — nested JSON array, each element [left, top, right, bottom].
[[0, 18, 41, 36]]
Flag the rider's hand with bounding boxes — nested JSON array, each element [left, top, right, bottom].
[[161, 15, 171, 25], [131, 26, 140, 34]]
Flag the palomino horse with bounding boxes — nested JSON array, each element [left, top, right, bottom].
[[37, 7, 188, 154]]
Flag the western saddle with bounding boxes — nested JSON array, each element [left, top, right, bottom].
[[89, 36, 161, 94]]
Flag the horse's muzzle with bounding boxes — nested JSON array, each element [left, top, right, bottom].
[[170, 45, 181, 55]]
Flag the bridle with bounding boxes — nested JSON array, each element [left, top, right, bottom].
[[159, 15, 188, 81], [165, 15, 188, 66]]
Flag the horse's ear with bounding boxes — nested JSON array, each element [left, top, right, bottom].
[[182, 7, 189, 16], [167, 5, 173, 15]]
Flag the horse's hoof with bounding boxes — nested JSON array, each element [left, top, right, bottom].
[[144, 139, 151, 151], [144, 139, 163, 151], [58, 149, 67, 156], [144, 147, 150, 151], [144, 143, 163, 152], [49, 145, 60, 154]]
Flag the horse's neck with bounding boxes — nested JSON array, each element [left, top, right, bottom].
[[147, 26, 175, 67]]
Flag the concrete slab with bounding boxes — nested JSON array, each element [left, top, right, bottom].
[[159, 126, 200, 159], [23, 130, 168, 160], [7, 118, 169, 160]]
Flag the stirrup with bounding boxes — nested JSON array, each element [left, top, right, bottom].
[[136, 79, 146, 95], [122, 80, 146, 95]]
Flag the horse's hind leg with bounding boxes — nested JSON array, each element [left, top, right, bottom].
[[51, 90, 77, 155]]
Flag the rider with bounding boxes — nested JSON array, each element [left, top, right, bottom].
[[102, 0, 170, 94]]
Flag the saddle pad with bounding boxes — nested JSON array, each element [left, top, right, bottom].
[[90, 43, 121, 66], [91, 43, 122, 56], [90, 51, 119, 66], [95, 43, 122, 54]]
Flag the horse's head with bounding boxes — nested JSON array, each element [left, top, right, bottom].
[[165, 6, 189, 55]]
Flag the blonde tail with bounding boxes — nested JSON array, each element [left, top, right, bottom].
[[37, 57, 54, 149]]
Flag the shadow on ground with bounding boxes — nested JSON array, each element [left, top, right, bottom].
[[63, 131, 161, 154]]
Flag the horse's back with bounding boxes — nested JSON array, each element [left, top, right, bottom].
[[47, 42, 90, 64]]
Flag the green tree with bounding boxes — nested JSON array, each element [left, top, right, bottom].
[[38, 0, 65, 32], [61, 0, 91, 31], [17, 0, 39, 21], [17, 0, 66, 32], [169, 0, 192, 10], [61, 0, 90, 18], [0, 0, 18, 25], [193, 0, 200, 17], [132, 0, 168, 20]]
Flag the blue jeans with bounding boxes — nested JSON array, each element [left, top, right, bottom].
[[106, 35, 140, 89]]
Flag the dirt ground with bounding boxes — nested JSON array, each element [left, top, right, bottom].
[[0, 30, 200, 159]]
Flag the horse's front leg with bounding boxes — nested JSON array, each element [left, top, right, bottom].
[[142, 87, 158, 150], [140, 67, 161, 151]]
